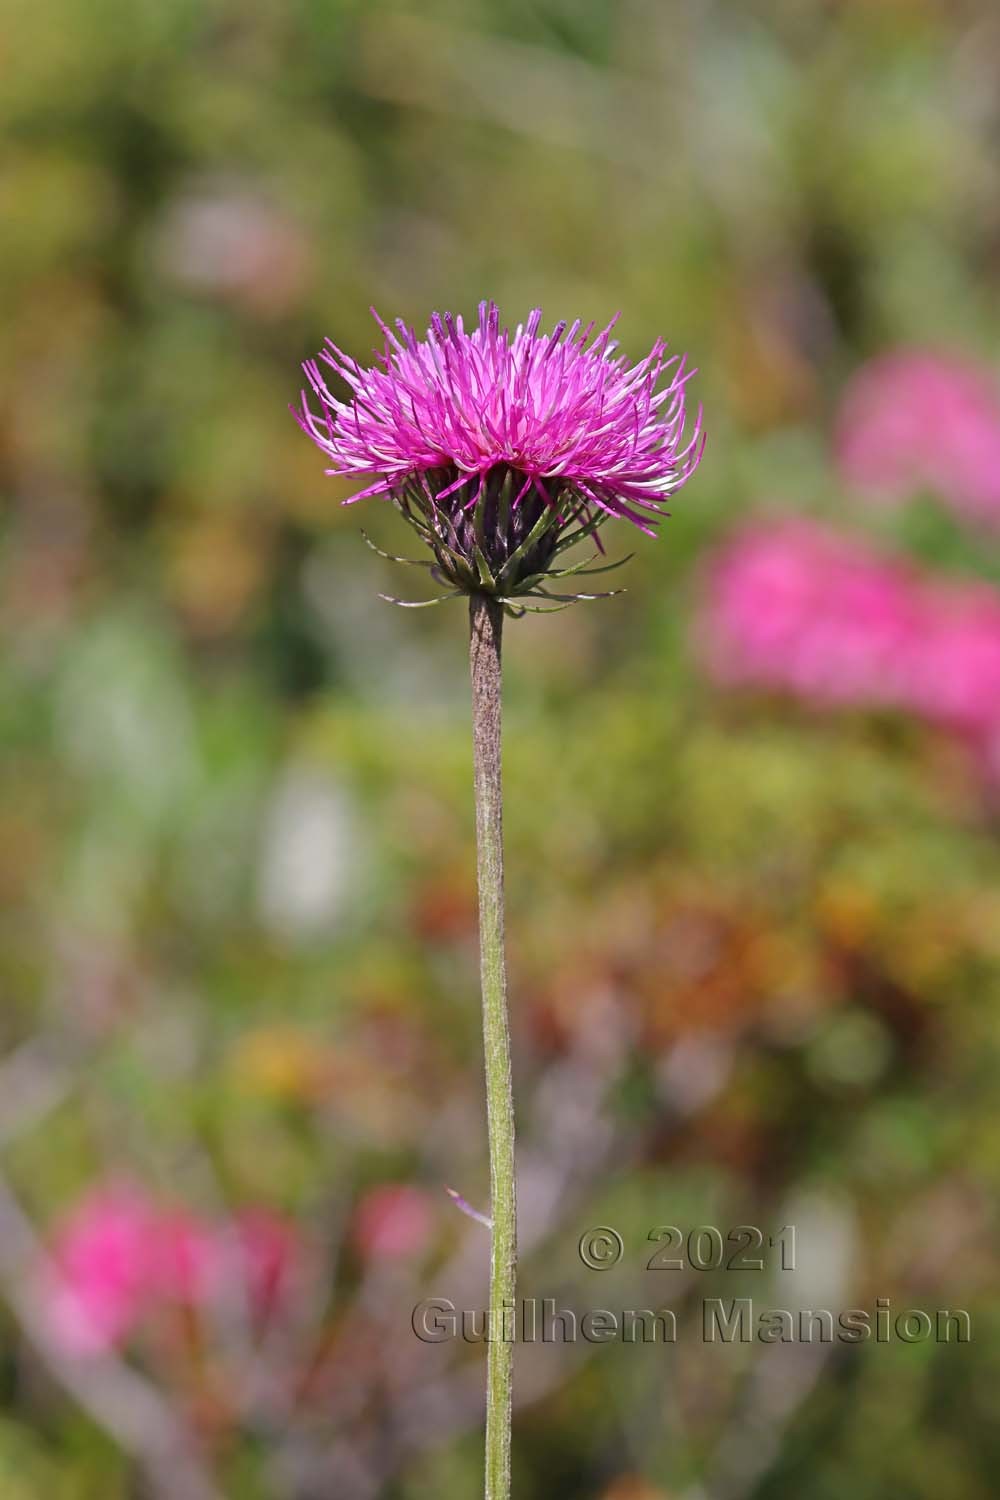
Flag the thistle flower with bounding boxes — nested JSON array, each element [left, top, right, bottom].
[[294, 302, 703, 611], [293, 302, 704, 1500]]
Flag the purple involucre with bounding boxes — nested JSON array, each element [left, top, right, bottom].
[[294, 302, 704, 536]]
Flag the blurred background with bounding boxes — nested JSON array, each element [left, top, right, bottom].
[[3, 0, 1000, 1495]]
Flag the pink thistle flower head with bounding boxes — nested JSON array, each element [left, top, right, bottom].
[[293, 302, 704, 610]]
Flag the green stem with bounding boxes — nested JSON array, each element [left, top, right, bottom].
[[469, 593, 516, 1500]]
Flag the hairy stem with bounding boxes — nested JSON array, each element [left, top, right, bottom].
[[469, 593, 516, 1500]]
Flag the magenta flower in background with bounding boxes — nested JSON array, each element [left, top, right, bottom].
[[351, 1183, 434, 1262], [149, 1207, 219, 1305], [294, 302, 703, 606], [700, 521, 924, 709], [836, 350, 1000, 526], [911, 596, 1000, 738], [43, 1185, 155, 1357], [700, 519, 1000, 749], [41, 1184, 303, 1357], [234, 1207, 301, 1321]]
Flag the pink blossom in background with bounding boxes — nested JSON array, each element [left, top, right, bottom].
[[836, 350, 1000, 526], [700, 519, 1000, 749], [911, 596, 1000, 737], [700, 521, 924, 709], [155, 179, 314, 318], [147, 1208, 220, 1305], [352, 1184, 433, 1262], [41, 1185, 303, 1356], [233, 1208, 300, 1320], [43, 1185, 156, 1357]]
